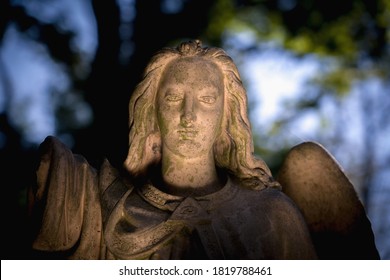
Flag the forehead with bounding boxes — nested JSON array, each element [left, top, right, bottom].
[[160, 56, 223, 86]]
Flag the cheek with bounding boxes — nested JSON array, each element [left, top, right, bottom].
[[157, 106, 176, 135], [202, 112, 223, 138], [157, 107, 166, 133], [210, 110, 224, 137], [207, 105, 223, 126]]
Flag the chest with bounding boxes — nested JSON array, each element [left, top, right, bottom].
[[104, 191, 272, 259]]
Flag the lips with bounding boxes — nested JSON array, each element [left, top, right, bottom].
[[178, 130, 198, 139]]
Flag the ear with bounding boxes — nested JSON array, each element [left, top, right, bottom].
[[144, 131, 162, 166]]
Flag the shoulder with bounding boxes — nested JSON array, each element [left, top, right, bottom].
[[235, 186, 310, 231], [240, 186, 301, 213], [232, 184, 317, 259]]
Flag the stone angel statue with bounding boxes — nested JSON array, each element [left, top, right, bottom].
[[28, 40, 379, 260]]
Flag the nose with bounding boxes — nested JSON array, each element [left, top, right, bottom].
[[180, 94, 196, 127]]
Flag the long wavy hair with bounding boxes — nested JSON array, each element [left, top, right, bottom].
[[124, 40, 280, 190]]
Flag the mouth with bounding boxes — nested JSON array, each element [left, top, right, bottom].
[[178, 130, 198, 139]]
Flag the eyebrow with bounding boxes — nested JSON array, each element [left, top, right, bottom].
[[199, 90, 218, 96], [198, 86, 222, 97]]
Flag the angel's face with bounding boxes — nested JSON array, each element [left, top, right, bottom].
[[156, 57, 225, 158]]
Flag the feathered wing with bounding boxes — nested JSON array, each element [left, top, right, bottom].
[[277, 141, 380, 259]]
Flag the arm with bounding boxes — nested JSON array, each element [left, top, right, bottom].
[[28, 136, 102, 259]]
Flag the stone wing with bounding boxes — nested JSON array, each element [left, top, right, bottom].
[[277, 141, 380, 259]]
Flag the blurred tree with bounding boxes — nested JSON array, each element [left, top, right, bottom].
[[230, 0, 390, 202], [1, 0, 389, 259]]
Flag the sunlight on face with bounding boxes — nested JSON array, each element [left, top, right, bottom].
[[156, 57, 224, 158]]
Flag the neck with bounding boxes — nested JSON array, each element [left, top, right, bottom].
[[160, 149, 223, 196]]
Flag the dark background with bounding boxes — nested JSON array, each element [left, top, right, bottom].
[[1, 0, 389, 259]]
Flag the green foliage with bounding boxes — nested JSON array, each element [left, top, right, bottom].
[[205, 0, 236, 43], [212, 3, 389, 213], [220, 0, 389, 83]]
